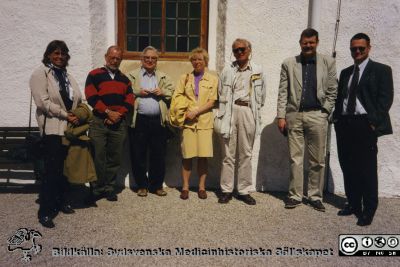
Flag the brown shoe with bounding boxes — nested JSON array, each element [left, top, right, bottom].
[[198, 190, 207, 199], [180, 190, 189, 200], [137, 188, 148, 197], [154, 189, 167, 196]]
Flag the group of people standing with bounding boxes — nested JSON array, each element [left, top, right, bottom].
[[277, 29, 393, 228], [30, 28, 393, 229]]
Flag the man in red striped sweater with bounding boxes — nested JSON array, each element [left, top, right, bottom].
[[85, 46, 134, 202]]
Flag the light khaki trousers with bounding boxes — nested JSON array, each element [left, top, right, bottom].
[[220, 105, 255, 195], [286, 110, 328, 201]]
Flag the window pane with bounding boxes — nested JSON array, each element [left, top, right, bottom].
[[189, 37, 199, 50], [151, 1, 162, 17], [177, 37, 187, 52], [139, 19, 149, 34], [178, 2, 188, 17], [127, 19, 137, 34], [189, 2, 201, 18], [139, 36, 149, 51], [151, 19, 161, 34], [127, 35, 137, 51], [121, 0, 208, 55], [139, 1, 149, 17], [177, 20, 188, 35], [189, 19, 200, 35], [166, 2, 176, 18], [127, 1, 138, 17], [166, 19, 176, 35], [151, 36, 161, 50], [166, 36, 176, 51]]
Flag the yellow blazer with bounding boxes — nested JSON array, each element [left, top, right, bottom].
[[172, 71, 218, 130]]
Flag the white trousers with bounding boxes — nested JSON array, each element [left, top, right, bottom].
[[220, 105, 256, 195]]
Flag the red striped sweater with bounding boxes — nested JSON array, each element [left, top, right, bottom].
[[85, 67, 134, 119]]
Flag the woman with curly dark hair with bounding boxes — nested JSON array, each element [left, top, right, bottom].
[[30, 40, 82, 228]]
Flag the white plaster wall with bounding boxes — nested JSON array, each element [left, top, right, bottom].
[[319, 0, 400, 197], [207, 0, 219, 70], [222, 0, 400, 197], [0, 0, 90, 127], [0, 0, 115, 127]]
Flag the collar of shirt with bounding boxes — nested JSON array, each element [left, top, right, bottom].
[[355, 57, 369, 76], [104, 66, 119, 79], [141, 67, 156, 77], [234, 61, 252, 72], [301, 54, 316, 64]]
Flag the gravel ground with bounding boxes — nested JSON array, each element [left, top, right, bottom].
[[1, 185, 399, 267]]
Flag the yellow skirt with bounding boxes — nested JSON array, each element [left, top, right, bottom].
[[181, 128, 213, 159]]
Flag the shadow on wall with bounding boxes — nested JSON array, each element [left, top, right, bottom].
[[105, 120, 335, 195], [255, 119, 336, 195], [163, 131, 222, 189], [115, 130, 222, 189], [256, 120, 290, 192]]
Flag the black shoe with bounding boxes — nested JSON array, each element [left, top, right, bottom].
[[49, 208, 59, 219], [357, 214, 373, 226], [308, 200, 326, 212], [84, 194, 99, 206], [284, 198, 302, 209], [59, 204, 75, 214], [337, 204, 359, 216], [237, 194, 256, 205], [39, 216, 55, 228], [106, 193, 118, 201], [218, 193, 232, 204]]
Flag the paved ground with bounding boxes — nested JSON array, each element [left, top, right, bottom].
[[1, 185, 400, 266]]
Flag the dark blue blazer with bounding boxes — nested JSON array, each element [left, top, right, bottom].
[[333, 59, 393, 136]]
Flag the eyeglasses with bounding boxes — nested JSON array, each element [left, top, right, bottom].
[[143, 56, 158, 62], [350, 46, 367, 53], [233, 47, 247, 54]]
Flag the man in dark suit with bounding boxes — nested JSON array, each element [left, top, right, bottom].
[[333, 33, 394, 226]]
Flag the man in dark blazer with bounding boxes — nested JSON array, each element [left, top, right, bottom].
[[333, 33, 394, 226]]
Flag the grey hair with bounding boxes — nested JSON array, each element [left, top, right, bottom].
[[106, 45, 123, 56], [142, 46, 159, 56], [232, 38, 252, 50]]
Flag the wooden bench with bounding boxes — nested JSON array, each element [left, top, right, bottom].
[[0, 127, 41, 185]]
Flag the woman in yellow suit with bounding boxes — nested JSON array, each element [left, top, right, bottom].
[[173, 48, 218, 200]]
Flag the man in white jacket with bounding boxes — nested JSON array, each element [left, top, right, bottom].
[[216, 38, 266, 205]]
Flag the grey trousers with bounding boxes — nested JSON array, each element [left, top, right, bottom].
[[89, 116, 127, 196], [286, 110, 328, 201], [220, 105, 256, 195]]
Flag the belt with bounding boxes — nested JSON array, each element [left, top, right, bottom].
[[234, 100, 250, 107], [339, 114, 368, 122], [299, 107, 321, 112], [137, 113, 161, 119]]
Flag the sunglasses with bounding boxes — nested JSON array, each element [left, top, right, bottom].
[[233, 47, 247, 54], [350, 46, 367, 53]]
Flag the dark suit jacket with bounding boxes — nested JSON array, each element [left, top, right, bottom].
[[333, 59, 393, 136]]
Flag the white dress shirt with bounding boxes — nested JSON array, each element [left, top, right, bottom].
[[342, 58, 369, 115]]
